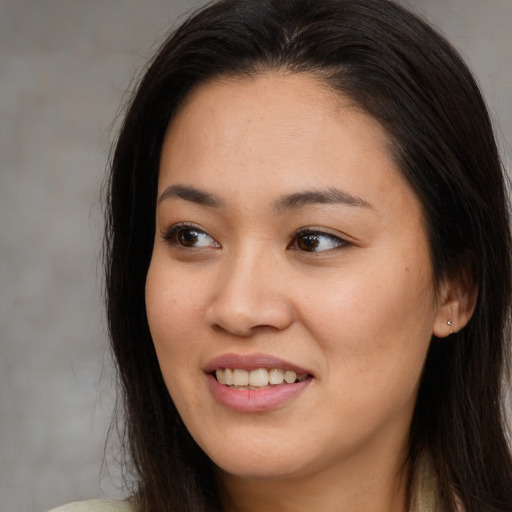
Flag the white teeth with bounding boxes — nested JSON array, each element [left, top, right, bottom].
[[269, 368, 284, 384], [249, 368, 269, 386], [224, 367, 234, 385], [284, 370, 297, 384], [215, 367, 308, 387], [233, 369, 249, 386]]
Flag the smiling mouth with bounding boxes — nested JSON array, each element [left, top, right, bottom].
[[214, 368, 310, 389]]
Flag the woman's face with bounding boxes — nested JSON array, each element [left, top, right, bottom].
[[146, 73, 445, 482]]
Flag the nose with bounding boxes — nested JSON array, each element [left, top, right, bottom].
[[205, 249, 294, 337]]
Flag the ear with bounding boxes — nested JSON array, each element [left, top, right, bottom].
[[432, 269, 478, 338]]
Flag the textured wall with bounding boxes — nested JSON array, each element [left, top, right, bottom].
[[404, 0, 512, 170], [1, 1, 510, 512]]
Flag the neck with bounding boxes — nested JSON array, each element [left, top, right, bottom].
[[216, 447, 409, 512]]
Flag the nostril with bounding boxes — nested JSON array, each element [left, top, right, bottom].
[[209, 322, 255, 338]]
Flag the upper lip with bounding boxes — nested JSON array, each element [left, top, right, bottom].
[[203, 352, 313, 376]]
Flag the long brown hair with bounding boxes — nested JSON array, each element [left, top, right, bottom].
[[105, 1, 512, 510]]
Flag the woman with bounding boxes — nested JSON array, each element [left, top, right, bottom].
[[52, 0, 512, 511]]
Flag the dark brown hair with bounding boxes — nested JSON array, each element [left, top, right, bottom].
[[105, 1, 512, 510]]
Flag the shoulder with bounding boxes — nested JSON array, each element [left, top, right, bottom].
[[48, 499, 133, 512]]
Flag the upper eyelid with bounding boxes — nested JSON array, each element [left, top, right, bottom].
[[295, 227, 339, 235], [293, 227, 347, 241], [161, 222, 220, 246], [162, 221, 209, 235], [161, 222, 188, 239]]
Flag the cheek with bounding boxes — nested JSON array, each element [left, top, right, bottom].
[[299, 273, 434, 444], [145, 258, 202, 376], [146, 256, 204, 340], [145, 259, 207, 409], [297, 256, 436, 380]]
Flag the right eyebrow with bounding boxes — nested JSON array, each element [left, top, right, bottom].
[[157, 184, 224, 208]]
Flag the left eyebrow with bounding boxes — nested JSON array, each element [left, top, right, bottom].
[[273, 187, 372, 213]]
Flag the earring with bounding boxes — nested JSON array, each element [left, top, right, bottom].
[[447, 319, 454, 334]]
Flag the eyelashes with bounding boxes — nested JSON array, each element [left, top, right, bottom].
[[289, 228, 350, 253], [161, 223, 351, 253], [161, 222, 220, 249]]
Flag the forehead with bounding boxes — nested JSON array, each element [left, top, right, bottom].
[[169, 72, 389, 145], [160, 73, 400, 193]]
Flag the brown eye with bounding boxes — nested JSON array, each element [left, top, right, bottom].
[[163, 224, 220, 248], [297, 233, 321, 252], [294, 230, 347, 253], [178, 228, 203, 247]]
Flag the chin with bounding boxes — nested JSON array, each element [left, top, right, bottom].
[[203, 440, 314, 480], [215, 458, 308, 480]]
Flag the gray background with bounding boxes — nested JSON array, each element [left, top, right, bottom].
[[1, 1, 511, 511]]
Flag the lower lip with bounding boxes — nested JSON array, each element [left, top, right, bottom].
[[207, 374, 312, 412]]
